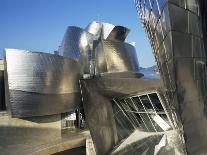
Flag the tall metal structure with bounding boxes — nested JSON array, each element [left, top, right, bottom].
[[135, 0, 207, 154], [2, 17, 202, 154], [3, 22, 140, 119], [58, 21, 139, 75]]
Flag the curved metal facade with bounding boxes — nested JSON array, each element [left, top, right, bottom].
[[135, 0, 207, 154], [59, 26, 83, 60], [95, 39, 139, 74], [85, 21, 102, 39], [59, 26, 95, 73], [5, 49, 82, 117], [59, 21, 139, 75], [106, 26, 130, 42], [80, 76, 165, 154]]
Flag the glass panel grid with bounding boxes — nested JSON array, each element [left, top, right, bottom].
[[112, 92, 173, 133]]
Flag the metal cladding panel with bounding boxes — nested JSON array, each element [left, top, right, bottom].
[[85, 21, 130, 42], [5, 49, 82, 117], [59, 26, 95, 73], [59, 26, 83, 60], [200, 0, 207, 58], [135, 0, 207, 154], [79, 31, 95, 74], [80, 77, 164, 155], [102, 22, 115, 39], [95, 39, 139, 74], [85, 21, 102, 39], [106, 26, 130, 42]]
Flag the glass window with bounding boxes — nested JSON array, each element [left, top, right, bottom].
[[139, 113, 156, 132], [112, 101, 121, 115], [150, 113, 172, 131], [114, 111, 134, 140], [132, 97, 145, 112], [139, 95, 154, 111], [112, 92, 173, 136], [125, 98, 137, 112], [133, 113, 148, 131], [119, 100, 130, 111], [148, 93, 164, 112]]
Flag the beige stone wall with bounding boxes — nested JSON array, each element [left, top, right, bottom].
[[0, 112, 61, 154]]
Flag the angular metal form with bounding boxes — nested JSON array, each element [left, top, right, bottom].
[[135, 0, 207, 154], [80, 74, 166, 155], [59, 26, 83, 60], [106, 26, 130, 42], [95, 39, 139, 74], [85, 21, 102, 39], [102, 22, 116, 39], [1, 21, 142, 154], [59, 26, 95, 73], [5, 49, 82, 117], [59, 21, 136, 75]]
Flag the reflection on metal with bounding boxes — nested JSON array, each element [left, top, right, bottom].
[[5, 48, 82, 117], [58, 21, 137, 75], [85, 21, 102, 39], [2, 21, 143, 154], [95, 39, 139, 74], [3, 21, 140, 119], [80, 76, 168, 155], [102, 22, 116, 39], [110, 92, 184, 154], [113, 92, 173, 133], [61, 112, 77, 129], [59, 26, 83, 60], [135, 0, 207, 154], [106, 26, 130, 42], [58, 26, 95, 74]]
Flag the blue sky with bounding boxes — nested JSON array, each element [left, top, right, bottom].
[[0, 0, 155, 67]]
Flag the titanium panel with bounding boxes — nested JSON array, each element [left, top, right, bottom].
[[85, 21, 102, 39], [59, 26, 95, 73], [135, 0, 207, 154], [200, 0, 207, 59], [59, 26, 83, 60], [5, 49, 82, 117], [168, 3, 188, 33], [106, 26, 130, 42], [80, 75, 164, 155], [102, 22, 115, 39], [85, 21, 130, 41], [95, 39, 139, 74]]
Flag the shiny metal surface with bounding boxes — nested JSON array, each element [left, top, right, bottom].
[[59, 26, 83, 60], [106, 26, 130, 42], [135, 0, 207, 154], [95, 39, 139, 74], [85, 21, 102, 39], [5, 48, 82, 117], [80, 76, 165, 155], [102, 22, 115, 39], [58, 22, 138, 75], [85, 22, 129, 42], [111, 91, 184, 155], [59, 26, 95, 73]]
